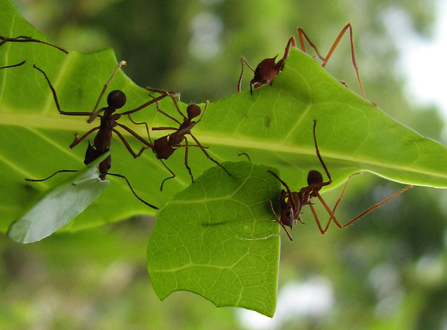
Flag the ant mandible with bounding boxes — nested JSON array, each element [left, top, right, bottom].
[[31, 61, 176, 208], [135, 95, 231, 190], [297, 23, 367, 100], [237, 37, 296, 95], [268, 120, 413, 241]]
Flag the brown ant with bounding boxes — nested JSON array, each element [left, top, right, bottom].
[[0, 35, 68, 54], [30, 61, 176, 209], [237, 37, 296, 94], [268, 120, 413, 241], [135, 96, 230, 190], [297, 23, 367, 100]]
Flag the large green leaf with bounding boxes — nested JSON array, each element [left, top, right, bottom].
[[2, 0, 447, 234], [147, 161, 281, 317]]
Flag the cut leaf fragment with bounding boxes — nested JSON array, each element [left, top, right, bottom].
[[7, 152, 110, 244], [147, 161, 281, 317]]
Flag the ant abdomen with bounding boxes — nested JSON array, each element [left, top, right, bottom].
[[186, 104, 201, 119], [307, 170, 323, 186], [107, 90, 126, 109]]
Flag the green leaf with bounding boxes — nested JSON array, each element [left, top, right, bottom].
[[2, 0, 447, 238], [147, 161, 280, 317], [7, 151, 110, 244]]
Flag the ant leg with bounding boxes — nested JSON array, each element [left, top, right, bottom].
[[0, 60, 26, 70], [238, 58, 256, 93], [121, 91, 172, 116], [112, 128, 150, 158], [196, 101, 209, 122], [25, 169, 77, 182], [267, 170, 296, 214], [322, 172, 361, 232], [282, 36, 297, 60], [107, 172, 158, 209], [269, 200, 293, 241], [89, 61, 127, 122], [152, 127, 178, 131], [298, 25, 367, 100], [115, 123, 152, 147], [145, 87, 181, 100], [238, 152, 251, 162], [33, 65, 92, 116], [313, 193, 343, 234], [189, 133, 230, 176], [297, 28, 326, 61], [183, 136, 194, 182], [155, 107, 182, 125], [340, 185, 413, 228], [128, 114, 154, 146], [321, 23, 366, 99], [276, 37, 297, 72], [312, 120, 332, 186], [0, 35, 68, 53], [308, 203, 329, 235], [159, 159, 176, 191], [70, 126, 100, 149]]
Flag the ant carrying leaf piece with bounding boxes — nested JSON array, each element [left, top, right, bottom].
[[238, 37, 296, 94], [297, 23, 368, 101], [0, 35, 68, 54], [135, 96, 230, 190], [8, 152, 111, 244], [268, 120, 413, 241], [32, 61, 165, 209]]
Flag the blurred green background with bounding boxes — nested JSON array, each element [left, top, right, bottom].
[[2, 0, 447, 329]]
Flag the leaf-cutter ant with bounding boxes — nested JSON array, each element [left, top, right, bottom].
[[134, 96, 231, 190], [237, 37, 296, 94], [30, 61, 177, 209], [268, 120, 413, 241]]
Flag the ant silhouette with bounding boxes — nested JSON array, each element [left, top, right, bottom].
[[237, 37, 296, 94], [134, 96, 230, 190], [297, 23, 367, 100], [0, 35, 68, 54], [268, 120, 413, 241], [30, 61, 176, 209]]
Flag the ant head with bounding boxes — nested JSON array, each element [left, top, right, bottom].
[[187, 104, 201, 119], [280, 204, 295, 229], [107, 90, 126, 109], [279, 190, 297, 229]]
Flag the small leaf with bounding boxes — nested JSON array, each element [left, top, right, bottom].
[[147, 161, 281, 317], [7, 152, 110, 243]]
